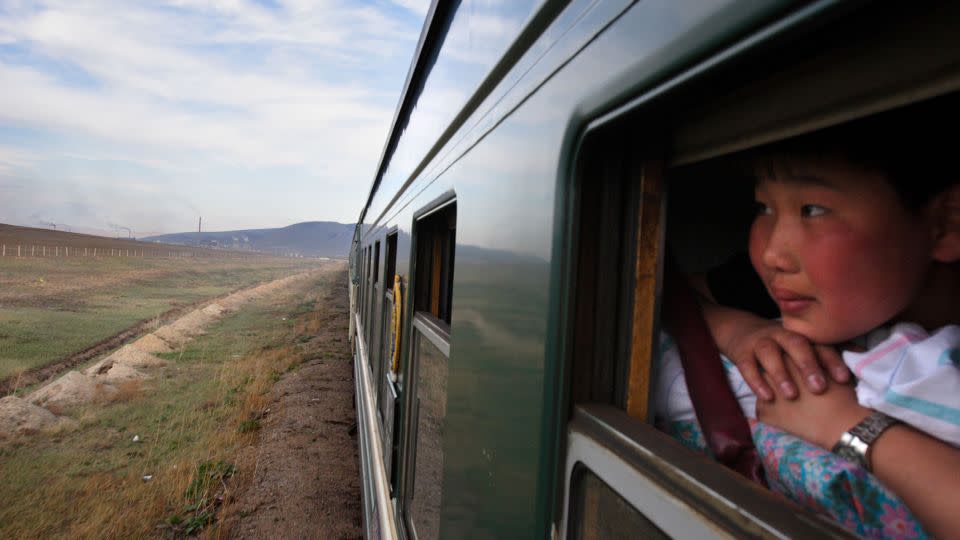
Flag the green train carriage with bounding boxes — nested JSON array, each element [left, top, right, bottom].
[[350, 1, 960, 538]]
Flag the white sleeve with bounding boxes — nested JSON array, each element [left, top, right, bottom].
[[844, 323, 960, 447], [654, 332, 757, 423]]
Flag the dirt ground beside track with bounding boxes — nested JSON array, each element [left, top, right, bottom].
[[226, 268, 362, 539]]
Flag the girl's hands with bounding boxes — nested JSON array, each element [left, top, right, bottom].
[[755, 359, 869, 449], [704, 303, 851, 401]]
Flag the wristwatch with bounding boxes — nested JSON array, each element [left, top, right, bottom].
[[831, 411, 901, 471]]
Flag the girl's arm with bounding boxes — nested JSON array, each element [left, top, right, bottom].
[[757, 368, 960, 538], [869, 423, 960, 539]]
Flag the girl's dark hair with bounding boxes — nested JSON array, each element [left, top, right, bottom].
[[745, 93, 958, 211]]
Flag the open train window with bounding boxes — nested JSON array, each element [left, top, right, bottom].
[[357, 248, 365, 320], [381, 232, 399, 386], [568, 132, 655, 415], [565, 88, 960, 540], [361, 246, 370, 334], [368, 240, 382, 372], [373, 241, 381, 286], [358, 247, 365, 307], [403, 195, 456, 540], [561, 28, 960, 538], [365, 245, 373, 341], [384, 232, 398, 297], [379, 230, 401, 480], [412, 198, 456, 325], [560, 136, 846, 538]]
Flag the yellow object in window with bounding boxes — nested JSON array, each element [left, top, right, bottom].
[[391, 274, 402, 373]]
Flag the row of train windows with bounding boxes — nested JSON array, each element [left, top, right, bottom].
[[359, 198, 457, 540], [360, 200, 456, 338], [355, 190, 672, 540]]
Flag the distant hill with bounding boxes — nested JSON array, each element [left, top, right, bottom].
[[142, 222, 355, 258], [0, 223, 187, 252]]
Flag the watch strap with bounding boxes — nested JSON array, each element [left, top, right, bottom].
[[831, 411, 901, 471]]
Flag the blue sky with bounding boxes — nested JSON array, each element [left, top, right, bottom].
[[0, 0, 428, 237]]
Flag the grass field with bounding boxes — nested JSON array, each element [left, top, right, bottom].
[[0, 255, 319, 380], [0, 266, 345, 538]]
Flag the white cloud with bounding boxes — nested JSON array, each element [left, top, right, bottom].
[[389, 0, 430, 18], [0, 0, 423, 232], [0, 145, 40, 175]]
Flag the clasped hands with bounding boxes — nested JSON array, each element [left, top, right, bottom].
[[723, 318, 872, 449]]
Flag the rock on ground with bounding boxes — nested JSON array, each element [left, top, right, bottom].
[[96, 362, 147, 383], [202, 303, 226, 316], [84, 345, 166, 378], [167, 310, 214, 337], [0, 396, 77, 440], [107, 344, 167, 369], [131, 333, 174, 353], [153, 325, 190, 347], [28, 371, 116, 413]]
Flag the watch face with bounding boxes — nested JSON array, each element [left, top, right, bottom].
[[832, 441, 867, 469], [832, 413, 897, 472], [835, 446, 858, 463]]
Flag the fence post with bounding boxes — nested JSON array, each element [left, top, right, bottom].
[[94, 247, 97, 257], [56, 246, 59, 257], [66, 247, 69, 257], [17, 245, 20, 257], [31, 245, 34, 257]]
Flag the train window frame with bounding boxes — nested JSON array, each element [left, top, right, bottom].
[[369, 244, 377, 342], [358, 248, 364, 312], [567, 132, 655, 414], [370, 240, 382, 376], [369, 246, 376, 341], [557, 135, 863, 537], [567, 463, 668, 540], [559, 117, 874, 539], [554, 36, 960, 540], [379, 229, 401, 484], [558, 404, 848, 538], [380, 229, 399, 388], [357, 248, 364, 325], [400, 192, 456, 540], [362, 246, 370, 337], [384, 231, 398, 300], [411, 197, 456, 325], [374, 240, 381, 285], [368, 244, 375, 343]]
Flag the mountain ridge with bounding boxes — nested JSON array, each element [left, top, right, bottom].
[[142, 221, 354, 258]]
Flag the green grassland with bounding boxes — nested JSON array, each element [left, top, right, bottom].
[[0, 255, 318, 379], [0, 268, 340, 539]]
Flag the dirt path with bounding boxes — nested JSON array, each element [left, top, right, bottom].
[[0, 274, 308, 396], [227, 268, 362, 539], [0, 296, 200, 396]]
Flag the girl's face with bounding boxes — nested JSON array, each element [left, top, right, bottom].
[[749, 157, 934, 344]]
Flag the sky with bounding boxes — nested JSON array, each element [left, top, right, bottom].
[[0, 0, 428, 237]]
